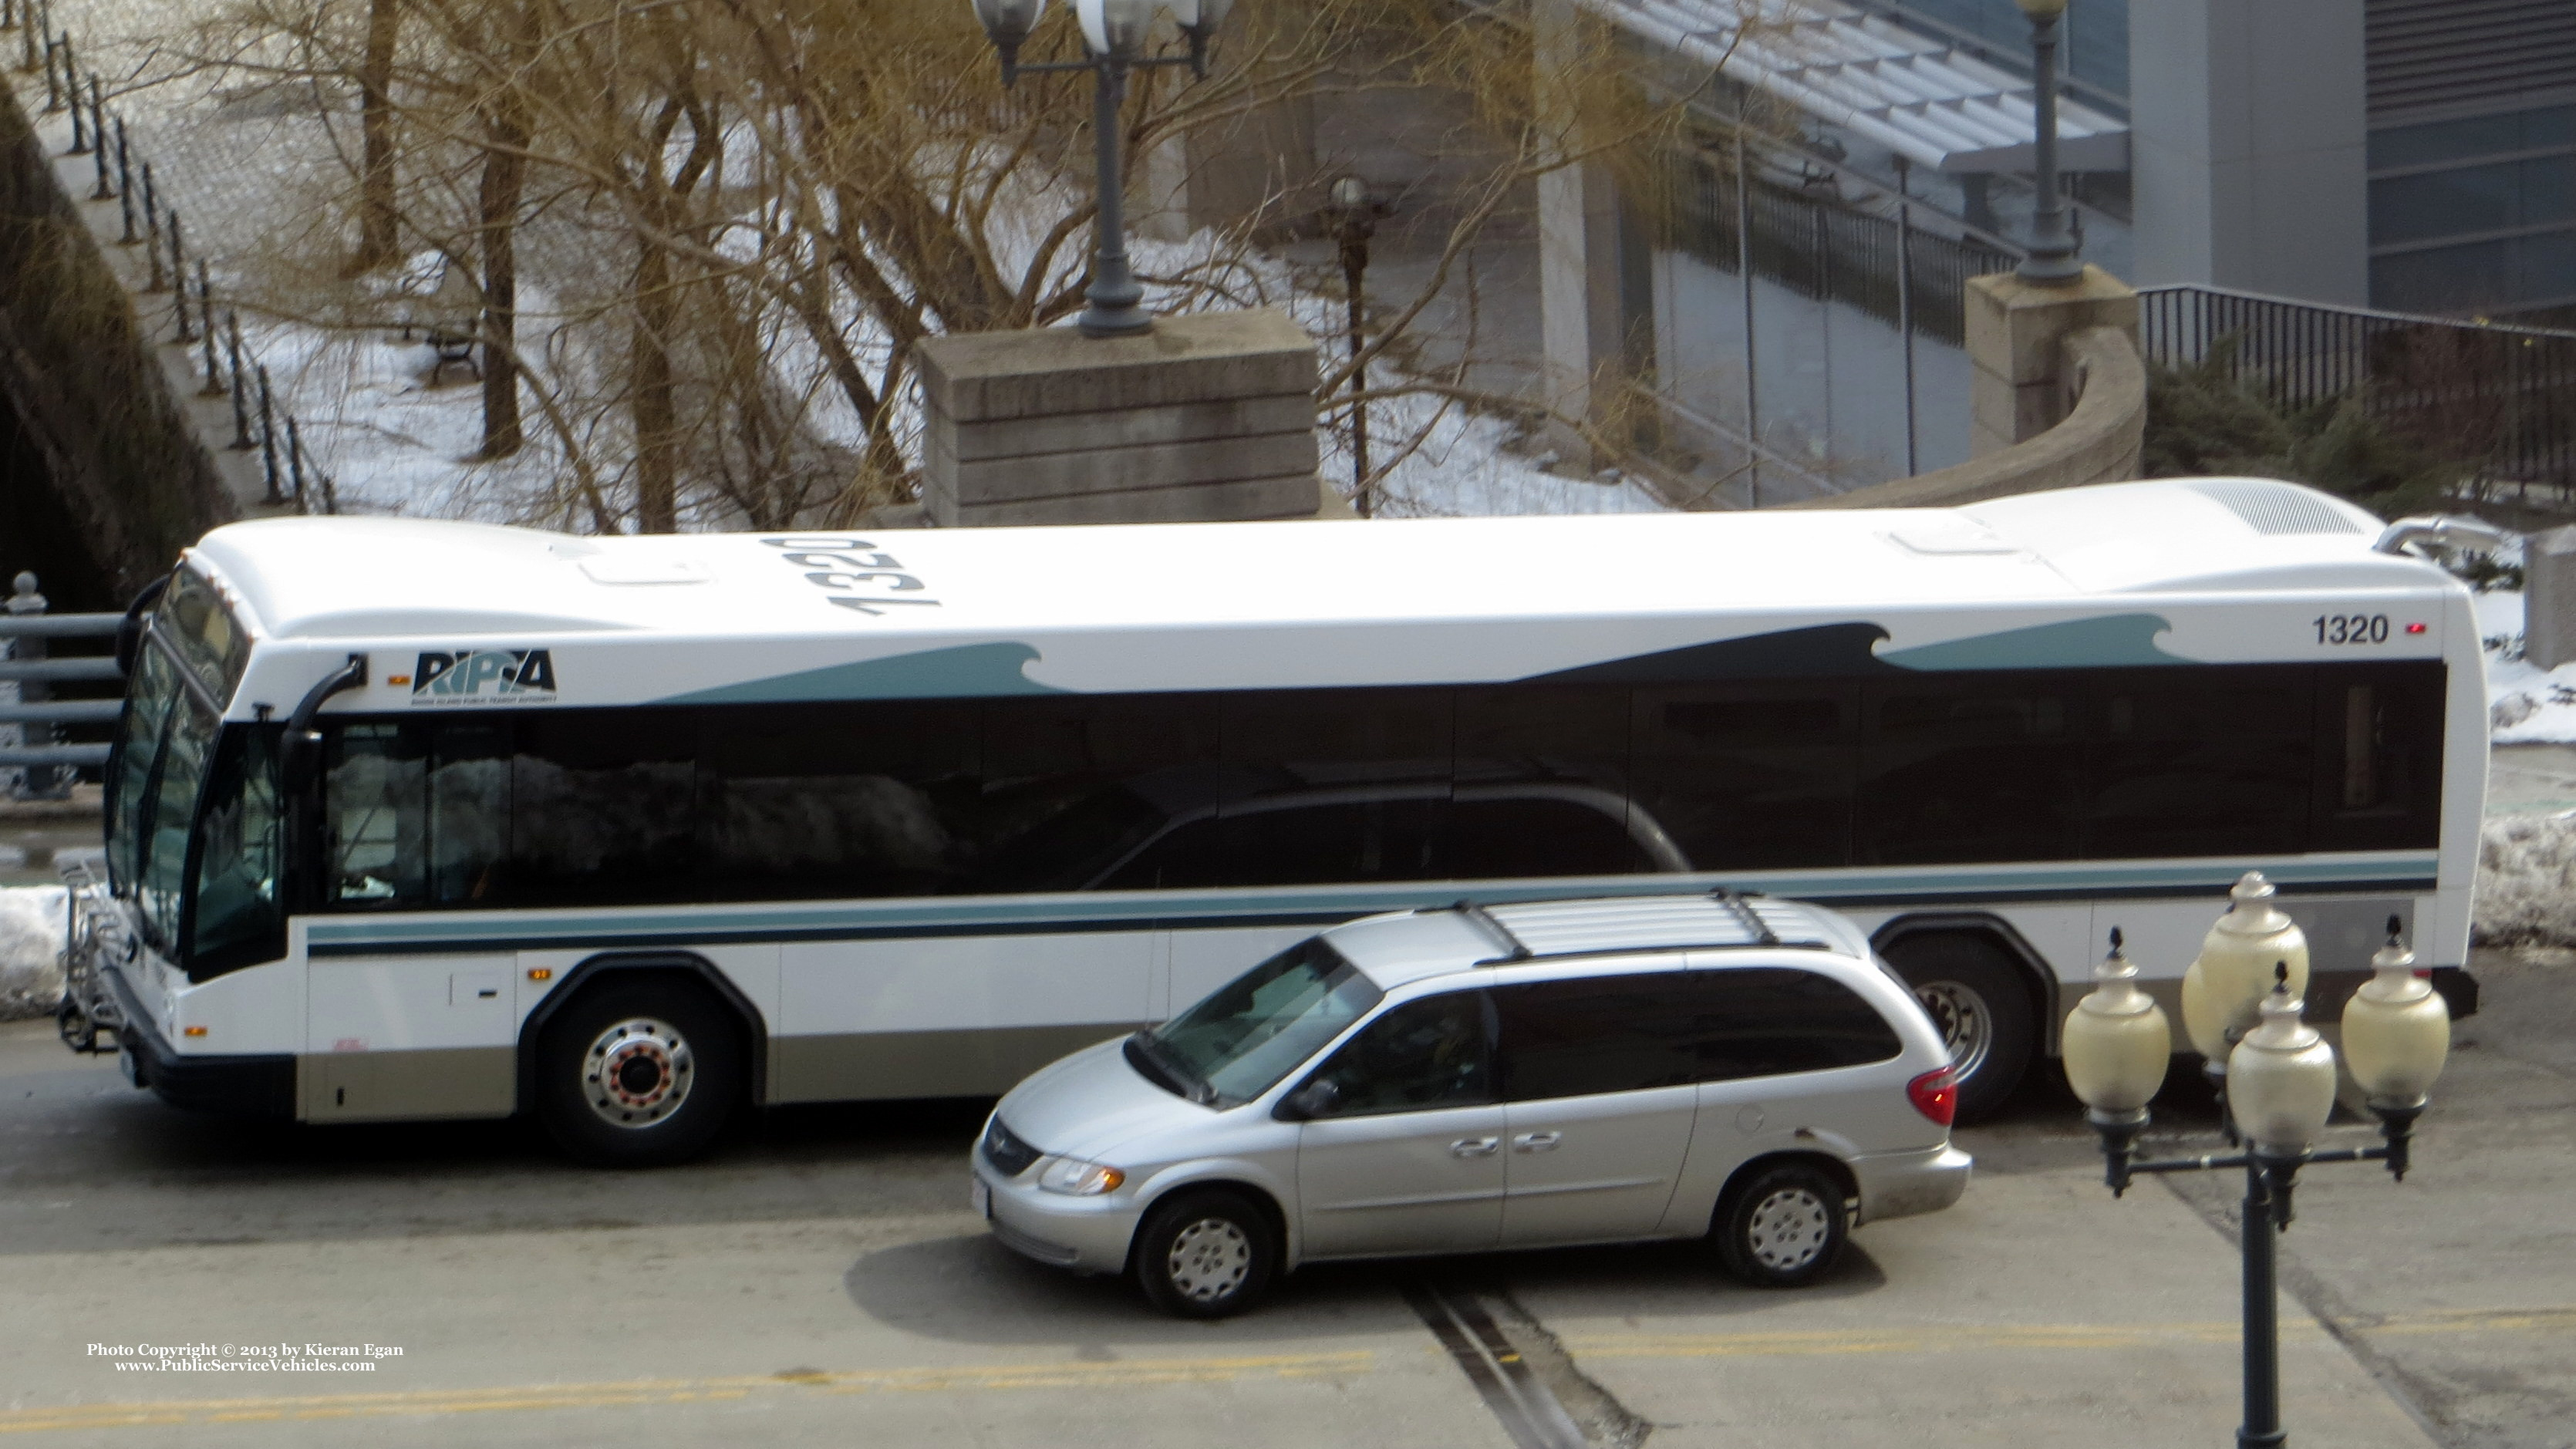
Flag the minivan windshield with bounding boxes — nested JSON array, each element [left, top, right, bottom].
[[1138, 938, 1383, 1108]]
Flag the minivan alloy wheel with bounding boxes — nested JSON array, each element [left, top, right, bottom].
[[1743, 1186, 1833, 1272], [1164, 1217, 1253, 1303]]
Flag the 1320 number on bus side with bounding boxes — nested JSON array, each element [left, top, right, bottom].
[[2313, 612, 2389, 645], [759, 536, 940, 616]]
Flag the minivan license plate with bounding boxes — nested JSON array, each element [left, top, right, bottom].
[[970, 1177, 990, 1218]]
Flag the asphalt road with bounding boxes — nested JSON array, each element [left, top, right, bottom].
[[1, 950, 2567, 1449]]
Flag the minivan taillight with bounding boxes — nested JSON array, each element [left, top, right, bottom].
[[1907, 1067, 1957, 1127]]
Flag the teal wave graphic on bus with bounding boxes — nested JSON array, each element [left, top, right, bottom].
[[1528, 614, 2186, 686], [659, 640, 1067, 704], [1876, 613, 2187, 670]]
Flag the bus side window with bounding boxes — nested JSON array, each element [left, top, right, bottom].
[[697, 699, 978, 900], [2311, 663, 2445, 851], [1860, 678, 2082, 866], [1633, 685, 1857, 871], [325, 724, 427, 907], [1217, 689, 1456, 886], [511, 710, 696, 907], [2084, 669, 2313, 860], [1455, 686, 1646, 877], [191, 726, 285, 971]]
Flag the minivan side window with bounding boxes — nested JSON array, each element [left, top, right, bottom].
[[1493, 973, 1704, 1100], [1304, 992, 1494, 1117], [1688, 968, 1903, 1080], [1493, 968, 1902, 1098]]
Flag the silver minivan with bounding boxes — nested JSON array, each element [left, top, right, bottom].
[[970, 892, 1973, 1317]]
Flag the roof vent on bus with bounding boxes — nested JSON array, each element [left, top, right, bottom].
[[2187, 480, 2365, 537]]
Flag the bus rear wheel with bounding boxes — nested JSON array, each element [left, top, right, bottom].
[[535, 979, 743, 1166], [1883, 934, 2035, 1124]]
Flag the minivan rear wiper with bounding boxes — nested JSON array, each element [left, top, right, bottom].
[[1124, 1033, 1215, 1106]]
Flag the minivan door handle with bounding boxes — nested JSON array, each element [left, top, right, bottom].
[[1449, 1136, 1502, 1158], [1512, 1131, 1562, 1153]]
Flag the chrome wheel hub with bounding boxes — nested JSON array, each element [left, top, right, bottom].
[[1164, 1217, 1252, 1303], [1745, 1187, 1832, 1272], [582, 1018, 693, 1129], [1914, 980, 1993, 1081]]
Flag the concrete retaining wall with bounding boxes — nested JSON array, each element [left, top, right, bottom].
[[1784, 323, 2146, 511], [0, 83, 229, 595]]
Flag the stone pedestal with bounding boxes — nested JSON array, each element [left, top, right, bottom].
[[2526, 525, 2576, 671], [1967, 265, 2141, 457], [914, 308, 1323, 527]]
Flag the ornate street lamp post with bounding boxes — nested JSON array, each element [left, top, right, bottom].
[[969, 0, 1232, 338], [2011, 0, 2084, 283], [2064, 899, 2451, 1449]]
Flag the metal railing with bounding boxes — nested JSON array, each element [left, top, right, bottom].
[[2137, 284, 2576, 491], [1665, 148, 2020, 349], [2, 572, 122, 794]]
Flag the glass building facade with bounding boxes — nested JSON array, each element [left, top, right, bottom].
[[1886, 0, 2131, 105], [2369, 104, 2576, 315]]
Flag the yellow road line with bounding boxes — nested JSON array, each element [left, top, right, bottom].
[[1559, 1305, 2576, 1361], [0, 1351, 1376, 1437]]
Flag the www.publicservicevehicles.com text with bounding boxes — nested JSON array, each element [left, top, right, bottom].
[[88, 1343, 403, 1372]]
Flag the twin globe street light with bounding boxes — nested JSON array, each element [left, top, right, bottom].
[[969, 0, 1233, 337], [2063, 871, 2454, 1449]]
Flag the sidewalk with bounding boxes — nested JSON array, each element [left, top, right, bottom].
[[1518, 1160, 2436, 1449]]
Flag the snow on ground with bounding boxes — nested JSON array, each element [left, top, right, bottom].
[[2475, 583, 2576, 744], [42, 0, 1651, 528], [0, 885, 65, 1020]]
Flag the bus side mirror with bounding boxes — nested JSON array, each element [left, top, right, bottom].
[[1277, 1078, 1340, 1121]]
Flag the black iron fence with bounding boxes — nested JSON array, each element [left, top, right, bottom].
[[1663, 149, 2019, 348], [2138, 284, 2576, 492]]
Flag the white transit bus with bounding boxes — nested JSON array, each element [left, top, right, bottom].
[[57, 477, 2486, 1162]]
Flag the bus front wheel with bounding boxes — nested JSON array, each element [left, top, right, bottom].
[[1883, 934, 2035, 1124], [534, 979, 744, 1166]]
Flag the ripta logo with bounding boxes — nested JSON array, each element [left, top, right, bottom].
[[410, 649, 557, 704]]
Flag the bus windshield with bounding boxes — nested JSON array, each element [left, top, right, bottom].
[[1139, 938, 1382, 1107], [106, 570, 248, 959]]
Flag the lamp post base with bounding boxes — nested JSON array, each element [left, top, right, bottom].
[[1074, 302, 1153, 338]]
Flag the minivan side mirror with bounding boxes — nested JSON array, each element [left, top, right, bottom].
[[1276, 1078, 1341, 1121]]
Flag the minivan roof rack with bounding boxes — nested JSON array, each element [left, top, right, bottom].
[[1452, 899, 1532, 962], [1711, 888, 1780, 946]]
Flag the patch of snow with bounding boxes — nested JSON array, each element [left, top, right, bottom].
[[2474, 585, 2576, 745], [2475, 814, 2576, 948], [0, 885, 66, 1021]]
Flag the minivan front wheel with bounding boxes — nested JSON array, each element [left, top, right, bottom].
[[1133, 1189, 1278, 1319], [1716, 1163, 1849, 1288]]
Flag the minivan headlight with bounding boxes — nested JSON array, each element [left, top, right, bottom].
[[1034, 1156, 1128, 1196]]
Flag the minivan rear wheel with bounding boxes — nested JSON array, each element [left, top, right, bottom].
[[1715, 1163, 1849, 1288], [1133, 1189, 1277, 1319]]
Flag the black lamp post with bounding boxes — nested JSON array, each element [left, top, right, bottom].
[[1326, 174, 1388, 517], [2065, 901, 2452, 1449], [2011, 0, 2083, 284], [970, 0, 1232, 338]]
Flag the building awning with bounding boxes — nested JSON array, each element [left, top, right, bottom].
[[1588, 0, 2131, 175]]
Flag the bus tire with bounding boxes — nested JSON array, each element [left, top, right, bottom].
[[1715, 1161, 1848, 1288], [534, 979, 743, 1167], [1883, 933, 2035, 1124], [1132, 1189, 1278, 1319]]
